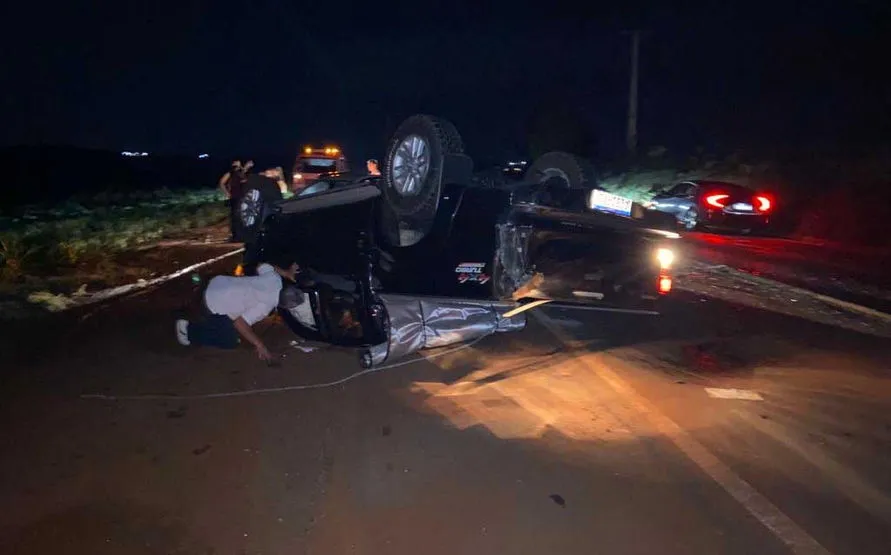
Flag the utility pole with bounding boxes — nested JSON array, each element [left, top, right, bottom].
[[626, 29, 641, 156]]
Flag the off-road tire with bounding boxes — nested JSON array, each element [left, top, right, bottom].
[[525, 151, 596, 189], [236, 176, 283, 244], [381, 115, 464, 246]]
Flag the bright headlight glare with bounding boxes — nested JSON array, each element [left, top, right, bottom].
[[656, 247, 674, 269]]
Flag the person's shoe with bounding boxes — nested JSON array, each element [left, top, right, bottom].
[[175, 319, 191, 346]]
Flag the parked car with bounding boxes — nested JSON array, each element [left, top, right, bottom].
[[645, 180, 774, 233], [239, 114, 679, 368]]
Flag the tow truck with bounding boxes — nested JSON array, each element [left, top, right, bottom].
[[291, 145, 349, 191]]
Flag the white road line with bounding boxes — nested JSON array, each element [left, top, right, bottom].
[[696, 262, 891, 323], [810, 293, 891, 322], [533, 310, 832, 555], [705, 388, 765, 401], [735, 409, 891, 525]]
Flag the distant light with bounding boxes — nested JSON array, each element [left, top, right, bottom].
[[304, 146, 313, 155], [198, 153, 209, 159], [121, 151, 149, 157]]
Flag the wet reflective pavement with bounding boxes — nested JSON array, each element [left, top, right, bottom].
[[683, 232, 891, 313]]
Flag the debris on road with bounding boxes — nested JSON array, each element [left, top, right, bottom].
[[166, 406, 187, 418], [289, 340, 317, 353]]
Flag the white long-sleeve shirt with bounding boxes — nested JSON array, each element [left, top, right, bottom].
[[204, 263, 282, 325]]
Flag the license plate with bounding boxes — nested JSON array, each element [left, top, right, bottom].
[[731, 202, 753, 211], [589, 189, 633, 217]]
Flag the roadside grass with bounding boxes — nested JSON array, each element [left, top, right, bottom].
[[0, 188, 227, 293]]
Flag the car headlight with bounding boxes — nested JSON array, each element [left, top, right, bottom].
[[656, 247, 674, 270], [293, 173, 303, 180]]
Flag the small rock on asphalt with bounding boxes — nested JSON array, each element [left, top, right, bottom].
[[167, 406, 187, 418]]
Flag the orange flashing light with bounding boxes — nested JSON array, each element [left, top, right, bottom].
[[302, 146, 341, 156]]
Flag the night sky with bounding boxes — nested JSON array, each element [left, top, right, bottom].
[[2, 1, 888, 163]]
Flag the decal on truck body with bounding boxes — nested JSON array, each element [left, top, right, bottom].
[[455, 262, 490, 284]]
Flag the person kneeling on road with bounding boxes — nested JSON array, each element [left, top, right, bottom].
[[175, 256, 299, 361]]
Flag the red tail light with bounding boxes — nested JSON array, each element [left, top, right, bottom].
[[658, 274, 672, 294], [755, 195, 772, 212], [705, 194, 730, 209]]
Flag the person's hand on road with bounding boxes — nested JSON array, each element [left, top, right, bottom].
[[256, 344, 275, 362]]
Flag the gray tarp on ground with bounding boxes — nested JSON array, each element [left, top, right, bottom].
[[363, 295, 527, 367]]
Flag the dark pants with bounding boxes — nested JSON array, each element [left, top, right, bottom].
[[187, 297, 239, 349], [228, 197, 240, 240]]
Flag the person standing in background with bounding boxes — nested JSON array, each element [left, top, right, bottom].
[[220, 161, 249, 242], [261, 166, 289, 196], [218, 160, 242, 197], [219, 161, 243, 242]]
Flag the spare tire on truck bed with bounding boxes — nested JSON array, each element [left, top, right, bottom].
[[237, 174, 283, 244], [381, 115, 468, 247], [524, 151, 597, 189]]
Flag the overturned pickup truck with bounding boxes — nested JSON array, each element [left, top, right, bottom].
[[238, 114, 679, 368]]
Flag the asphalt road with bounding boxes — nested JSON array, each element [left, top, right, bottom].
[[2, 256, 891, 554], [683, 232, 891, 313]]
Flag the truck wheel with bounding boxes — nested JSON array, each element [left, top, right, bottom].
[[382, 115, 464, 246], [236, 177, 283, 244], [525, 151, 596, 189]]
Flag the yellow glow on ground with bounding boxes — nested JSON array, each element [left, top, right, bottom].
[[408, 346, 643, 441]]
